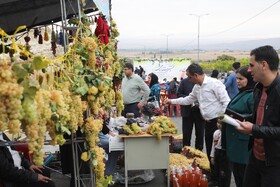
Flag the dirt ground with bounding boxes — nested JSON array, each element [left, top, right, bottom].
[[118, 50, 250, 61]]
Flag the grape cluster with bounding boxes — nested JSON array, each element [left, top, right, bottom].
[[146, 116, 178, 140], [61, 83, 83, 132], [115, 90, 124, 117], [22, 97, 39, 156], [46, 90, 70, 145], [82, 117, 106, 183], [122, 123, 142, 135], [32, 89, 52, 165], [0, 66, 24, 135]]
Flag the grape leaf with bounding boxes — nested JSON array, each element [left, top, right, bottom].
[[32, 55, 48, 70], [61, 126, 71, 135], [72, 77, 89, 95], [12, 64, 28, 79]]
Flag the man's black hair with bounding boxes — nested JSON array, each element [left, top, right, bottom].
[[186, 63, 204, 75], [124, 62, 134, 72], [250, 45, 279, 71], [232, 62, 241, 70], [211, 69, 219, 78]]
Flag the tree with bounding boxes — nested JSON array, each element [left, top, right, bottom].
[[217, 54, 236, 61]]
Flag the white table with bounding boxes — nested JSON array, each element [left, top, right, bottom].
[[120, 134, 170, 187]]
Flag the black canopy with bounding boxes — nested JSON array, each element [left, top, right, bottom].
[[0, 0, 97, 34]]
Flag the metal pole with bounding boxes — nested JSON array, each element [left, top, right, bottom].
[[71, 133, 78, 187], [197, 16, 200, 63], [189, 13, 209, 63], [166, 35, 168, 53], [166, 35, 169, 58], [161, 34, 172, 58], [60, 0, 68, 52], [77, 0, 82, 22]]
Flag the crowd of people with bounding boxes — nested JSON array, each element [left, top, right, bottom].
[[165, 45, 280, 187], [1, 45, 279, 187], [121, 45, 280, 187]]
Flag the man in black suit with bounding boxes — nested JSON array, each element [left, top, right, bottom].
[[0, 132, 55, 187], [177, 78, 205, 150]]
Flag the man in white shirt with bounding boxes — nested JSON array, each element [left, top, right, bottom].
[[165, 63, 230, 186]]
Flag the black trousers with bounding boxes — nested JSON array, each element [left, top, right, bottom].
[[182, 109, 205, 150], [214, 149, 231, 187], [232, 162, 246, 187], [205, 118, 218, 160], [122, 102, 140, 118], [205, 118, 218, 182], [243, 152, 280, 187]]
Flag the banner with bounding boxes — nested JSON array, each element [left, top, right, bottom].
[[93, 0, 110, 22], [133, 59, 191, 82]]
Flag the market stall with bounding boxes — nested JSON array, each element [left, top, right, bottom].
[[121, 134, 170, 187], [0, 0, 122, 187], [0, 1, 210, 187], [0, 0, 97, 34]]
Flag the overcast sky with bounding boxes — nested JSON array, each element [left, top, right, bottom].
[[111, 0, 280, 49]]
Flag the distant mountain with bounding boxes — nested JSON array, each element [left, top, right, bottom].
[[202, 38, 280, 51], [119, 38, 280, 51]]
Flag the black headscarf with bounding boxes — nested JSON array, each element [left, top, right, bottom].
[[149, 73, 159, 88], [236, 66, 256, 92]]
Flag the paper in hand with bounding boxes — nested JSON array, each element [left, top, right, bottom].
[[218, 114, 240, 127]]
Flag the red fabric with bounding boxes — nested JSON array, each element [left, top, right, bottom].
[[14, 143, 33, 162], [94, 16, 104, 36], [253, 87, 267, 161], [94, 16, 110, 44], [103, 23, 110, 44]]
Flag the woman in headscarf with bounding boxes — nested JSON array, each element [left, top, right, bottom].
[[147, 72, 161, 106], [222, 66, 256, 187]]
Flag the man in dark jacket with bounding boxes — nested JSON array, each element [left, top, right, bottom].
[[177, 78, 205, 150], [237, 45, 280, 187], [0, 132, 55, 187], [168, 77, 179, 95]]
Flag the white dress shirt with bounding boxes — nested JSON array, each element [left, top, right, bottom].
[[171, 75, 230, 120]]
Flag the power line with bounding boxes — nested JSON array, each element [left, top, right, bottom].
[[204, 0, 280, 37], [180, 38, 197, 48]]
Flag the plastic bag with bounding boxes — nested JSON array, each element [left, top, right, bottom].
[[113, 169, 155, 184], [114, 116, 127, 127]]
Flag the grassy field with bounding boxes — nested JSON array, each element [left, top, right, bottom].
[[118, 50, 250, 61]]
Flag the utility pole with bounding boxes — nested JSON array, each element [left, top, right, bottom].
[[162, 34, 172, 58], [189, 13, 209, 63]]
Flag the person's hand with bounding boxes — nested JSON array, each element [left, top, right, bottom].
[[29, 165, 43, 173], [236, 120, 253, 134], [38, 174, 51, 183], [210, 157, 215, 165], [164, 98, 171, 105], [138, 102, 144, 109]]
